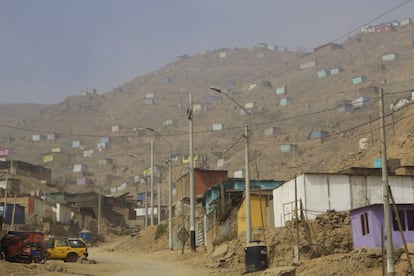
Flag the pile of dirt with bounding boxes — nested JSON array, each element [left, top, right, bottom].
[[112, 225, 169, 253], [114, 210, 414, 275]]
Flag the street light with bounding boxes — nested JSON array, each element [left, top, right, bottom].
[[209, 86, 252, 245], [145, 128, 174, 250]]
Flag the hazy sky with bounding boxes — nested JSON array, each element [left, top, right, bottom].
[[1, 0, 413, 104]]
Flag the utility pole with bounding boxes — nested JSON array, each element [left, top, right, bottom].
[[3, 169, 8, 230], [168, 157, 173, 250], [379, 87, 395, 275], [244, 125, 251, 244], [188, 93, 196, 251], [158, 175, 161, 225], [144, 178, 148, 227], [294, 175, 300, 262], [98, 181, 102, 236], [11, 193, 16, 231], [209, 86, 251, 245], [150, 137, 154, 226]]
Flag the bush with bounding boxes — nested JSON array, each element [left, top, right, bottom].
[[155, 224, 168, 240]]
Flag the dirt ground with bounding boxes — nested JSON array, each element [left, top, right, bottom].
[[2, 211, 414, 275]]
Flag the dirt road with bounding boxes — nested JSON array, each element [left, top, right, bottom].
[[1, 236, 219, 276], [45, 237, 216, 276]]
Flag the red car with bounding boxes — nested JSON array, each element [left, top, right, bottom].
[[0, 230, 47, 263]]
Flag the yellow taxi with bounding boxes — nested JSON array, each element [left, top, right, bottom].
[[43, 238, 88, 262]]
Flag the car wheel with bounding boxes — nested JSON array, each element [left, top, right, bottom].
[[65, 252, 78, 263]]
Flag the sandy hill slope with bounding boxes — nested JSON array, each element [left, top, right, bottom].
[[0, 25, 414, 192]]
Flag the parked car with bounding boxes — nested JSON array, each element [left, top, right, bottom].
[[43, 238, 88, 262], [0, 231, 47, 263]]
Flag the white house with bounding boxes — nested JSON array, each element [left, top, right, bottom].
[[273, 173, 414, 227]]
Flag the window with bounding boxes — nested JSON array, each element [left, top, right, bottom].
[[392, 210, 406, 231], [407, 210, 414, 231], [360, 213, 369, 236], [57, 240, 68, 247], [69, 239, 86, 248]]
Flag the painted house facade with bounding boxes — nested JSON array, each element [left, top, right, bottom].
[[310, 130, 329, 139], [175, 169, 228, 201], [351, 204, 414, 249], [280, 144, 298, 153], [264, 127, 282, 137], [275, 86, 287, 95], [273, 173, 414, 227]]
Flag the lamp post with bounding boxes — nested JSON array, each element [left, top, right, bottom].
[[145, 127, 174, 249], [379, 88, 395, 275], [209, 86, 251, 245]]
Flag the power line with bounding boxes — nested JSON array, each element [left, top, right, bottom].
[[0, 88, 412, 144], [331, 0, 413, 43]]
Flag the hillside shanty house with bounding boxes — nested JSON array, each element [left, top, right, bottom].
[[313, 42, 343, 53], [73, 164, 88, 174], [0, 148, 13, 157], [273, 173, 414, 227], [48, 191, 125, 228], [42, 152, 69, 163], [181, 154, 206, 168], [330, 67, 342, 75], [162, 119, 174, 126], [237, 191, 273, 238], [160, 77, 171, 84], [0, 178, 21, 194], [351, 204, 414, 249], [382, 53, 398, 62], [337, 101, 353, 112], [76, 178, 93, 186], [111, 125, 122, 132], [47, 133, 59, 141], [352, 96, 371, 109], [0, 202, 25, 226], [3, 195, 59, 225], [317, 69, 327, 79], [52, 147, 62, 153], [310, 130, 329, 139], [31, 134, 45, 142], [175, 169, 228, 202], [275, 86, 287, 95], [280, 98, 292, 106], [352, 76, 367, 85], [202, 178, 283, 246], [299, 61, 316, 70], [0, 160, 51, 184], [390, 97, 411, 111], [83, 149, 94, 158], [264, 127, 282, 137], [72, 140, 81, 148], [280, 144, 298, 153], [212, 124, 223, 131], [173, 169, 228, 249]]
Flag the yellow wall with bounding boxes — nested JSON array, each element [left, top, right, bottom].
[[237, 194, 269, 237]]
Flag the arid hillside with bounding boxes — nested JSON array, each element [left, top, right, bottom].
[[1, 24, 414, 193]]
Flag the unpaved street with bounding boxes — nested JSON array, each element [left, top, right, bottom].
[[46, 237, 215, 276]]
